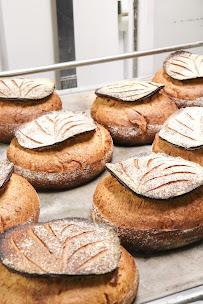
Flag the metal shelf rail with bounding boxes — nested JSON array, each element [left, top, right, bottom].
[[0, 41, 203, 77]]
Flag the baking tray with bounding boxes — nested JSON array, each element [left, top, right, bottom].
[[0, 89, 202, 304]]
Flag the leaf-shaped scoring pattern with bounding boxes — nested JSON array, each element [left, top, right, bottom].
[[106, 152, 203, 200], [0, 78, 54, 100], [15, 111, 97, 149], [163, 50, 203, 80], [0, 161, 14, 189], [159, 107, 203, 150], [0, 218, 120, 276], [95, 81, 164, 102]]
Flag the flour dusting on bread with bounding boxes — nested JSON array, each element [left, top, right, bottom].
[[106, 152, 203, 199], [0, 160, 13, 189], [95, 81, 164, 102], [163, 51, 203, 80], [92, 203, 203, 252], [0, 78, 54, 100], [12, 146, 113, 190], [0, 218, 120, 276], [159, 107, 203, 149], [15, 111, 97, 149]]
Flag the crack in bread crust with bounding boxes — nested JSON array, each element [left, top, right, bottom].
[[91, 94, 177, 145]]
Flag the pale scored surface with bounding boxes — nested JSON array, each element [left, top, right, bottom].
[[0, 78, 54, 100], [95, 81, 164, 102], [15, 110, 97, 149], [106, 152, 203, 199], [159, 107, 203, 149], [163, 50, 203, 80], [0, 218, 120, 276], [0, 160, 13, 189]]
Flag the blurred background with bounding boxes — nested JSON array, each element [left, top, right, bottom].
[[0, 0, 203, 89]]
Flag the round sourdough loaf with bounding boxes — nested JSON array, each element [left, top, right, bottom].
[[92, 153, 203, 252], [91, 81, 177, 146], [0, 173, 40, 233], [0, 218, 139, 304], [0, 78, 62, 143], [152, 107, 203, 166], [152, 51, 203, 108], [0, 247, 138, 304], [7, 111, 113, 190]]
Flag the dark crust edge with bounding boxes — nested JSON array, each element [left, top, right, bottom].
[[158, 133, 203, 151], [15, 129, 97, 152], [105, 162, 203, 200], [0, 263, 119, 280], [0, 217, 121, 278], [163, 50, 203, 81], [92, 203, 203, 252], [0, 92, 53, 102], [0, 162, 14, 190], [95, 85, 164, 102]]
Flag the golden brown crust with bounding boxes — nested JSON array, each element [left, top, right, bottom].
[[92, 175, 203, 251], [91, 92, 177, 145], [152, 133, 203, 167], [92, 204, 203, 252], [0, 173, 40, 234], [0, 92, 62, 125], [152, 68, 203, 105], [93, 174, 203, 230], [7, 125, 111, 173], [0, 92, 62, 143], [7, 125, 113, 189], [0, 246, 139, 304]]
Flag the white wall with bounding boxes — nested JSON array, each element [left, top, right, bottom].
[[73, 0, 124, 87], [0, 0, 56, 82], [153, 0, 203, 73], [137, 0, 155, 77], [137, 0, 203, 77]]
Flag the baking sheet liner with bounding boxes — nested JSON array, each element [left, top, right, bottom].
[[0, 90, 202, 304]]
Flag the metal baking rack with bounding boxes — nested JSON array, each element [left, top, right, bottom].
[[0, 42, 203, 304]]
